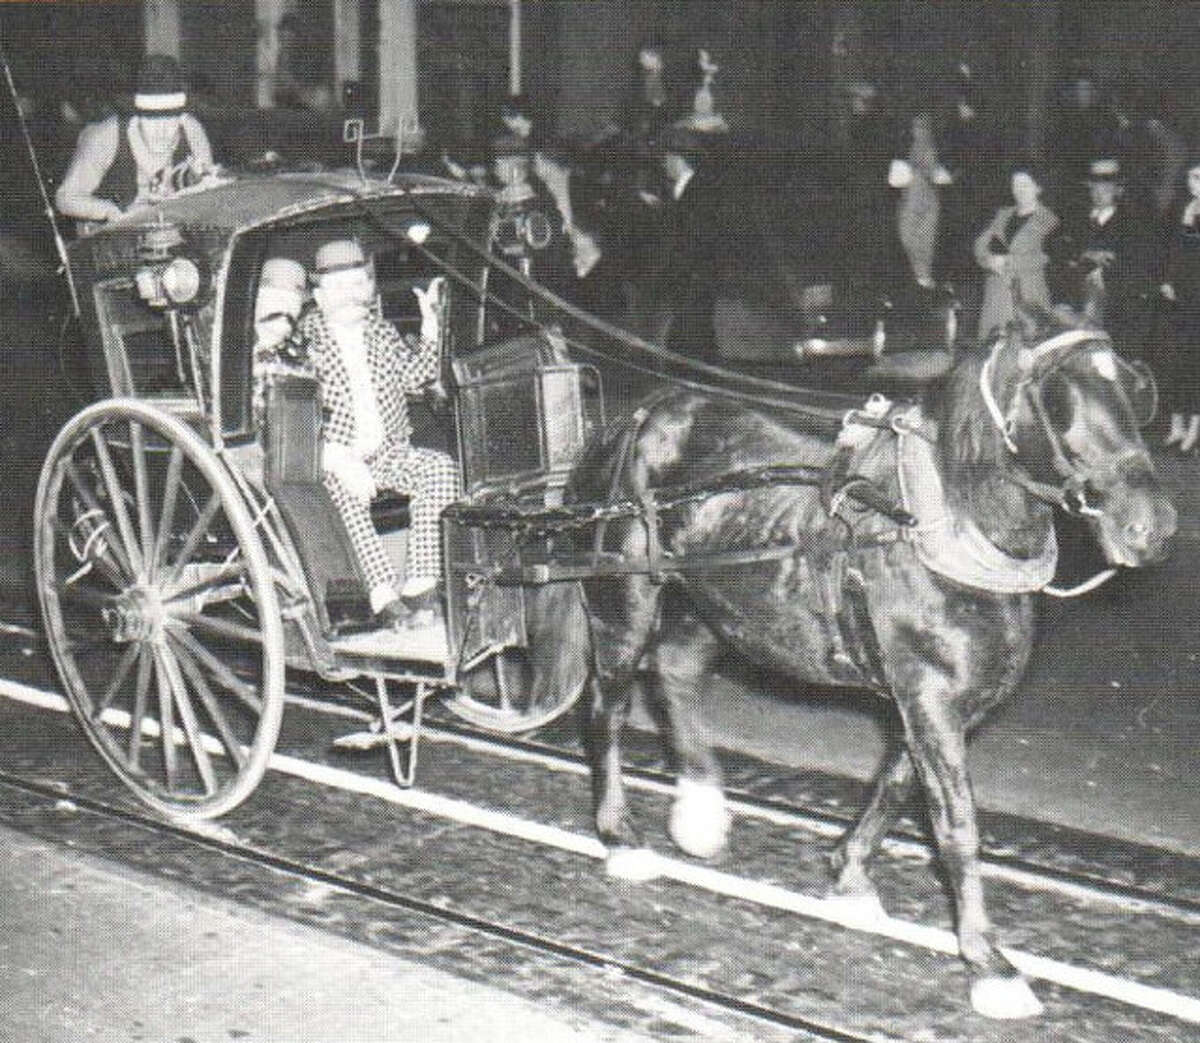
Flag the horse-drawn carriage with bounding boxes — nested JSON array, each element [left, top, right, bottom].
[[33, 165, 1178, 1019], [35, 170, 613, 815]]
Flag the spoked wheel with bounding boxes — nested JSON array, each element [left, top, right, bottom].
[[443, 583, 587, 733], [445, 647, 571, 732], [33, 399, 285, 819]]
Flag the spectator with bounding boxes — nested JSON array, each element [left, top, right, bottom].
[[938, 69, 1002, 284], [681, 48, 729, 135], [895, 107, 953, 291], [973, 161, 1059, 341], [1157, 159, 1200, 452], [649, 125, 726, 360], [55, 54, 213, 234], [1051, 158, 1157, 345], [1053, 66, 1123, 215], [1111, 86, 1187, 219], [623, 39, 679, 145], [299, 239, 458, 628]]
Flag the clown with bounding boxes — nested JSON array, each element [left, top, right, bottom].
[[298, 239, 458, 628], [56, 54, 214, 233]]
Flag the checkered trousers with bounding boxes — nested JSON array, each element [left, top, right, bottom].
[[323, 441, 461, 598]]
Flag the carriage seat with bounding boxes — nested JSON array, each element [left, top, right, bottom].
[[370, 492, 410, 532]]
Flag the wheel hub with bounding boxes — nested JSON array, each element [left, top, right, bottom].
[[103, 586, 163, 643]]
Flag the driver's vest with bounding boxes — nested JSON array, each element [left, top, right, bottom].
[[96, 117, 195, 211]]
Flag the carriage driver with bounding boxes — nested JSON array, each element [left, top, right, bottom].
[[55, 54, 214, 233], [299, 239, 459, 630]]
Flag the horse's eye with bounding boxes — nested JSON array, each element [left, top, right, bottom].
[[1040, 377, 1074, 430]]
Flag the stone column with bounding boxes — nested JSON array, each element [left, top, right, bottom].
[[509, 0, 521, 95], [143, 0, 181, 58], [379, 0, 421, 146], [333, 0, 361, 104], [253, 0, 290, 108]]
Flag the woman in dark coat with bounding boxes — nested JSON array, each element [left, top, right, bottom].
[[1157, 159, 1200, 451], [973, 161, 1060, 341]]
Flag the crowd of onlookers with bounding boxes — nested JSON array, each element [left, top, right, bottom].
[[7, 43, 1200, 449]]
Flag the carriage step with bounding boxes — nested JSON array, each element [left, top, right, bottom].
[[330, 623, 450, 664]]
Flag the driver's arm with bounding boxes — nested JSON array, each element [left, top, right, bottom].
[[55, 117, 123, 222], [180, 113, 214, 170]]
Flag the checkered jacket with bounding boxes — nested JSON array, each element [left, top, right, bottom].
[[298, 308, 439, 455]]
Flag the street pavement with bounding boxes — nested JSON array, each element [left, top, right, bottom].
[[0, 824, 649, 1043]]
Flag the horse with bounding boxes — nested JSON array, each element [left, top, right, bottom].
[[545, 322, 1176, 1019]]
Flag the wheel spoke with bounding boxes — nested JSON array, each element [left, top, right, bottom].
[[171, 610, 265, 648], [128, 420, 155, 568], [163, 562, 248, 605], [55, 580, 121, 608], [162, 493, 222, 589], [158, 643, 218, 795], [62, 459, 134, 581], [89, 425, 145, 578], [169, 634, 248, 770], [128, 649, 152, 766], [151, 446, 184, 578], [93, 643, 140, 718], [152, 650, 179, 789], [166, 625, 263, 713]]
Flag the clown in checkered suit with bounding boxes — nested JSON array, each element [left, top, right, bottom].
[[300, 239, 460, 625]]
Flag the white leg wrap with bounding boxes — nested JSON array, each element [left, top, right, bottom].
[[668, 778, 730, 859], [604, 847, 663, 882], [970, 975, 1045, 1020]]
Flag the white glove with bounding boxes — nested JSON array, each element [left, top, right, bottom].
[[322, 442, 376, 502], [414, 277, 445, 347]]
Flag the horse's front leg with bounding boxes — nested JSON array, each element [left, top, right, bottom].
[[897, 685, 1043, 1019], [649, 609, 728, 859], [584, 576, 660, 879]]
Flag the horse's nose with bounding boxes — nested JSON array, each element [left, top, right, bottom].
[[1126, 497, 1177, 561]]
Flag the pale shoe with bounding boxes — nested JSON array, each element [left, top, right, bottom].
[[1164, 413, 1186, 447], [1181, 414, 1200, 454]]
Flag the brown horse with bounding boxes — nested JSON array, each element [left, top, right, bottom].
[[551, 325, 1175, 1018]]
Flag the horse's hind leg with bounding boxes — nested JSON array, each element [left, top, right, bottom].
[[828, 744, 914, 913], [898, 689, 1043, 1019], [648, 609, 730, 859]]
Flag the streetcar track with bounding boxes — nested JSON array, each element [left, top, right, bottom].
[[4, 611, 1199, 924], [0, 770, 882, 1043], [314, 703, 1200, 924], [3, 674, 1200, 1028]]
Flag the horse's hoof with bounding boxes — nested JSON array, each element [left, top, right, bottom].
[[824, 889, 888, 926], [604, 846, 663, 881], [668, 778, 730, 859], [970, 975, 1045, 1020]]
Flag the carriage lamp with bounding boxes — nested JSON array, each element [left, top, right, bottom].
[[134, 219, 209, 309]]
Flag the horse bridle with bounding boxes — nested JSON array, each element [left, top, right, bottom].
[[978, 328, 1151, 518]]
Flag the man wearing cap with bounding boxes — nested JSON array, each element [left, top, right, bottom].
[[299, 239, 458, 629], [649, 124, 726, 359], [1054, 157, 1155, 340], [55, 54, 213, 232]]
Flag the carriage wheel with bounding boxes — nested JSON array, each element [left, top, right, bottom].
[[34, 399, 285, 819], [446, 645, 580, 733]]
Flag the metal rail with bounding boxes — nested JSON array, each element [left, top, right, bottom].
[[0, 771, 881, 1043]]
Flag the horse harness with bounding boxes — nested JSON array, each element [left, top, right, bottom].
[[978, 328, 1156, 519]]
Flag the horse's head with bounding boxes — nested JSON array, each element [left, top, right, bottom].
[[976, 327, 1176, 566]]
